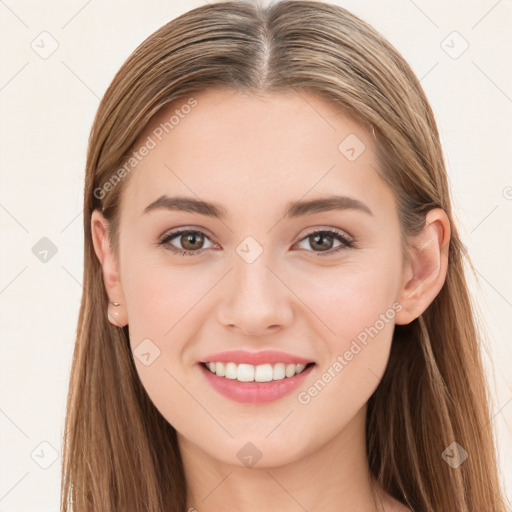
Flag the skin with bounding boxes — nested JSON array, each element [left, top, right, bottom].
[[92, 88, 450, 512]]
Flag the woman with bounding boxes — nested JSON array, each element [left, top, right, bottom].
[[60, 1, 510, 511]]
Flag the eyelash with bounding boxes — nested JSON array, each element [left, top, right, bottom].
[[158, 227, 355, 257]]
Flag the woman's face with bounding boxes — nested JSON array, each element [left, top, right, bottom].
[[94, 88, 413, 467]]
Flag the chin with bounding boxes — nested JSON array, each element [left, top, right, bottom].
[[199, 429, 313, 469]]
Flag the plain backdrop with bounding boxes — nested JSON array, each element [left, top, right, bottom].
[[0, 0, 511, 510]]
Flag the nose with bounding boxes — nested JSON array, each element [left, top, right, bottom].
[[216, 255, 294, 336]]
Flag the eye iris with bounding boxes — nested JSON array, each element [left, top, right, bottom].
[[310, 233, 333, 251], [181, 232, 204, 250]]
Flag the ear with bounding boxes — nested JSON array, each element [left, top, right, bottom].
[[90, 209, 128, 327], [395, 208, 451, 325]]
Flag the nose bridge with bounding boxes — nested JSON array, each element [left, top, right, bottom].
[[216, 244, 293, 334]]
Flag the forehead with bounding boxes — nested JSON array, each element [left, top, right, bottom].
[[120, 88, 392, 220]]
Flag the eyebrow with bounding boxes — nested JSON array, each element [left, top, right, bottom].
[[142, 194, 373, 218]]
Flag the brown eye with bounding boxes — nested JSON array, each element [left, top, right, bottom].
[[159, 227, 354, 257], [159, 229, 215, 256], [296, 229, 354, 254], [308, 233, 334, 251], [180, 231, 205, 251]]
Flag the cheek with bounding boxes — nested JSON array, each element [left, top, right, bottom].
[[122, 257, 207, 343], [292, 254, 402, 347], [289, 252, 402, 412], [120, 261, 210, 428]]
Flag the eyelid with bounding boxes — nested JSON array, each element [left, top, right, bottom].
[[158, 225, 353, 242], [157, 226, 218, 252], [158, 225, 355, 256], [299, 225, 353, 242], [158, 225, 216, 243], [293, 227, 354, 254]]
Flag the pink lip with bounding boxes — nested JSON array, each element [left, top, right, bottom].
[[199, 349, 314, 365], [199, 362, 316, 404]]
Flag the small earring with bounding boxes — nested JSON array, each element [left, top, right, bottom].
[[107, 301, 124, 327]]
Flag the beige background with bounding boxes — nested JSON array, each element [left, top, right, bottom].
[[0, 0, 511, 510]]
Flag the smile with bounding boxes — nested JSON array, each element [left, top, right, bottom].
[[203, 361, 314, 382], [199, 361, 316, 404]]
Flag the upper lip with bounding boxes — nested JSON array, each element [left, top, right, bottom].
[[199, 350, 314, 366]]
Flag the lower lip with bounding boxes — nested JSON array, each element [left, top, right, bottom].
[[199, 363, 315, 404]]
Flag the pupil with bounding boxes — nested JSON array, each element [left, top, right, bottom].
[[183, 232, 202, 250], [312, 233, 332, 251]]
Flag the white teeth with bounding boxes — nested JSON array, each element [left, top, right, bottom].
[[237, 363, 255, 382], [272, 363, 285, 380], [204, 361, 311, 382], [215, 361, 225, 377], [254, 363, 273, 382], [285, 363, 296, 378], [225, 362, 237, 379]]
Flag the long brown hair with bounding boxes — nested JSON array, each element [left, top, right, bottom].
[[60, 1, 510, 510]]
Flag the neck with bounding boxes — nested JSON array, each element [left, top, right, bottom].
[[179, 404, 386, 512]]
